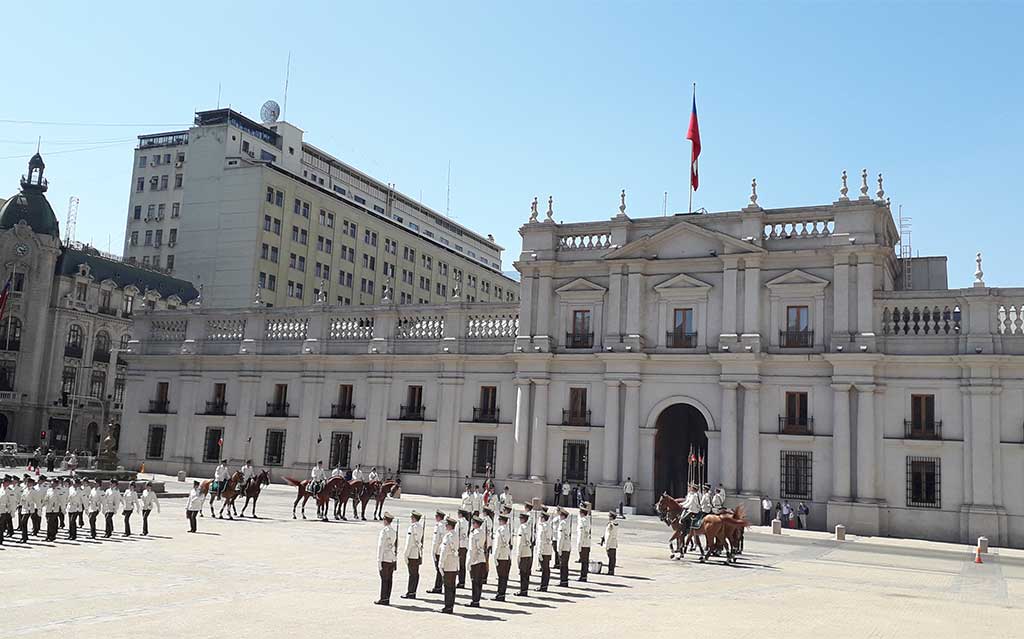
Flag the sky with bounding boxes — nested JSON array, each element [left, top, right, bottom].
[[2, 1, 1021, 288]]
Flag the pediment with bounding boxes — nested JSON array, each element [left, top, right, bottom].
[[764, 269, 830, 288], [554, 277, 607, 294], [653, 272, 712, 292], [605, 218, 766, 261]]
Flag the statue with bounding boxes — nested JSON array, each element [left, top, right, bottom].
[[97, 422, 119, 471], [529, 197, 539, 223]]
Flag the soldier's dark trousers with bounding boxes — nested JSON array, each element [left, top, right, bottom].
[[482, 548, 490, 584], [518, 556, 532, 594], [19, 514, 29, 542], [123, 509, 133, 536], [104, 512, 114, 537], [31, 512, 40, 535], [578, 547, 590, 581], [495, 559, 511, 598], [77, 511, 84, 526], [88, 512, 98, 538], [0, 513, 10, 541], [470, 562, 485, 603], [45, 513, 58, 541], [187, 510, 198, 532], [142, 509, 151, 535], [406, 557, 421, 596], [68, 511, 79, 540], [457, 548, 467, 587], [553, 541, 560, 567], [558, 551, 570, 586], [57, 511, 65, 528], [442, 570, 457, 612], [378, 560, 396, 603], [431, 554, 443, 592], [539, 554, 551, 590], [607, 548, 617, 575]]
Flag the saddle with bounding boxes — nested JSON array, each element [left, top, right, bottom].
[[690, 514, 706, 530], [310, 480, 323, 495]]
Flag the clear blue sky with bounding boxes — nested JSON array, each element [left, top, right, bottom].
[[3, 2, 1021, 287]]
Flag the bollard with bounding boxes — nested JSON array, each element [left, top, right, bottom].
[[835, 524, 846, 541], [977, 536, 989, 554], [772, 518, 782, 535], [177, 470, 186, 482]]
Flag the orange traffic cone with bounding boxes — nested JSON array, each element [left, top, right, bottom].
[[140, 463, 145, 474], [974, 547, 983, 564]]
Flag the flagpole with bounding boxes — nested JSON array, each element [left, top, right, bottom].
[[688, 83, 695, 214]]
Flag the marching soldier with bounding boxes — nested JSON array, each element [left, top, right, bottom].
[[556, 508, 571, 587], [514, 512, 533, 596], [537, 509, 554, 591], [55, 477, 68, 529], [492, 512, 512, 602], [2, 476, 16, 539], [214, 459, 230, 500], [427, 510, 446, 594], [0, 476, 11, 544], [711, 487, 726, 514], [102, 480, 121, 538], [481, 506, 494, 585], [141, 482, 160, 536], [27, 475, 42, 537], [456, 509, 470, 588], [468, 515, 486, 607], [86, 479, 101, 539], [401, 511, 424, 600], [576, 504, 592, 582], [122, 481, 139, 536], [43, 479, 60, 541], [375, 512, 397, 606], [601, 512, 619, 575], [66, 479, 84, 540], [438, 516, 460, 614], [185, 480, 204, 533]]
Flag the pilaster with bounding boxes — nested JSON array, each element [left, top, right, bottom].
[[601, 379, 621, 484], [528, 379, 550, 480]]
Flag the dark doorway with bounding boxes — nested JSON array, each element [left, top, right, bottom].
[[0, 413, 8, 440], [86, 422, 100, 454], [654, 404, 709, 497], [48, 418, 69, 452]]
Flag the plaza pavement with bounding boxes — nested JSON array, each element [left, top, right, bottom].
[[2, 473, 1022, 639]]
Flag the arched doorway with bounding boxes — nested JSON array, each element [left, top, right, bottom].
[[654, 403, 709, 497]]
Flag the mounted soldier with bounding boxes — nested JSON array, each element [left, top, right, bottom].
[[309, 460, 326, 496]]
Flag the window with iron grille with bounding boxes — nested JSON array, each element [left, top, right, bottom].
[[399, 434, 422, 474], [780, 451, 812, 499], [562, 440, 589, 483], [202, 427, 223, 463], [472, 437, 496, 477], [264, 429, 287, 466], [907, 456, 940, 508], [146, 425, 166, 460], [329, 432, 352, 469]]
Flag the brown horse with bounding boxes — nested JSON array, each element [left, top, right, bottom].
[[218, 472, 245, 519], [199, 472, 241, 519], [285, 475, 349, 521], [238, 469, 271, 518], [656, 493, 746, 561], [690, 505, 750, 564], [368, 480, 401, 520]]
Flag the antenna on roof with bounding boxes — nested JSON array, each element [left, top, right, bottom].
[[445, 161, 452, 218], [65, 195, 79, 247], [898, 204, 913, 290], [663, 191, 668, 216], [282, 51, 292, 121], [217, 82, 222, 109]]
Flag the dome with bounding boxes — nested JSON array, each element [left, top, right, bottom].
[[0, 154, 60, 238]]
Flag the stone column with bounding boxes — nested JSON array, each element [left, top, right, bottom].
[[833, 258, 850, 336], [856, 256, 874, 335], [529, 379, 550, 480], [364, 376, 391, 467], [722, 265, 738, 336], [831, 383, 852, 500], [625, 272, 644, 336], [516, 274, 535, 339], [742, 265, 761, 336], [602, 380, 621, 484], [719, 382, 738, 492], [968, 387, 996, 506], [741, 382, 761, 493], [855, 384, 876, 500], [535, 275, 552, 339], [621, 381, 641, 486], [606, 267, 623, 341], [511, 379, 531, 477]]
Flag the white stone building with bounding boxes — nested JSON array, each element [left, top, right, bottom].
[[120, 176, 1024, 548]]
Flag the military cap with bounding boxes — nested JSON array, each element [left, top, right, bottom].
[[382, 512, 394, 521], [498, 513, 509, 521], [457, 508, 470, 516], [558, 508, 569, 517], [445, 516, 458, 527], [608, 511, 618, 519], [472, 516, 484, 525], [410, 510, 422, 520], [519, 512, 529, 520], [523, 502, 534, 510], [435, 509, 446, 518], [482, 506, 494, 514], [580, 505, 590, 514], [540, 511, 551, 520]]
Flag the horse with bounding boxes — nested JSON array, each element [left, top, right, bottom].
[[656, 493, 746, 560], [238, 469, 271, 518], [218, 471, 245, 519], [285, 475, 349, 521], [199, 472, 241, 518], [655, 493, 696, 558], [366, 479, 401, 520], [328, 477, 358, 520], [690, 505, 750, 564]]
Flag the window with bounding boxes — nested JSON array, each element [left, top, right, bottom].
[[160, 175, 168, 190], [316, 236, 325, 251], [399, 434, 422, 473], [329, 432, 352, 469], [373, 204, 385, 214], [146, 425, 166, 460], [472, 437, 497, 477], [136, 177, 144, 192], [565, 388, 589, 426], [174, 174, 183, 188], [384, 238, 397, 255], [1, 317, 21, 351], [475, 386, 498, 422], [75, 282, 88, 301], [261, 243, 270, 259], [168, 228, 177, 244], [166, 255, 175, 271], [334, 384, 354, 417], [61, 366, 77, 395], [327, 212, 335, 228], [0, 360, 15, 391], [298, 256, 306, 272], [113, 377, 125, 403], [325, 238, 333, 254], [133, 205, 142, 220], [264, 215, 272, 231], [354, 195, 366, 205], [362, 254, 375, 270], [908, 394, 939, 439], [139, 155, 148, 168], [267, 274, 276, 291], [319, 209, 327, 225], [403, 246, 415, 262], [782, 391, 810, 433], [293, 198, 302, 215], [562, 440, 589, 483], [266, 187, 274, 203], [289, 253, 297, 268], [782, 305, 812, 347], [291, 226, 299, 242], [123, 294, 135, 316], [300, 229, 308, 245], [172, 203, 180, 218], [364, 230, 378, 246], [270, 246, 279, 263], [907, 457, 940, 508], [302, 202, 310, 218], [780, 451, 812, 499], [203, 427, 224, 463], [421, 255, 432, 270], [264, 429, 287, 466], [67, 324, 83, 349], [258, 272, 267, 288], [154, 229, 163, 246], [273, 218, 281, 234], [343, 220, 357, 238], [669, 308, 696, 347], [567, 310, 593, 348]]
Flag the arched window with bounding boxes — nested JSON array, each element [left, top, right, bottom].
[[119, 334, 130, 350], [93, 330, 111, 363], [67, 324, 83, 347], [0, 317, 22, 351]]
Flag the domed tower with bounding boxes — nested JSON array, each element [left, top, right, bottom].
[[0, 153, 61, 239]]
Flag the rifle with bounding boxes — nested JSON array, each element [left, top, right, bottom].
[[394, 520, 399, 559]]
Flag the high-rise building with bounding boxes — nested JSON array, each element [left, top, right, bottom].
[[123, 108, 518, 308]]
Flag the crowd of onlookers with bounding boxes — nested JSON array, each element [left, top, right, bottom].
[[552, 479, 596, 508], [760, 495, 811, 529]]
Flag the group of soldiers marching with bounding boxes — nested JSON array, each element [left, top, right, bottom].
[[374, 498, 620, 614], [0, 474, 160, 544]]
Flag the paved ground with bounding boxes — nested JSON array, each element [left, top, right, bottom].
[[2, 474, 1022, 639]]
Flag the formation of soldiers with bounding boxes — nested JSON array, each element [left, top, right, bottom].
[[0, 474, 161, 544], [679, 483, 727, 529], [374, 489, 620, 614]]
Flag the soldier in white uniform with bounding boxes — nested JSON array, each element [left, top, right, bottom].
[[65, 479, 84, 540], [86, 479, 101, 539], [700, 484, 713, 515], [514, 512, 534, 596], [330, 464, 343, 479], [499, 486, 513, 508], [351, 465, 365, 482], [481, 506, 494, 585], [141, 481, 160, 536], [427, 510, 446, 594], [401, 511, 424, 600], [213, 460, 230, 499], [375, 512, 397, 605], [492, 512, 512, 601], [185, 480, 205, 533], [309, 461, 326, 495], [27, 476, 43, 537], [537, 509, 554, 591], [683, 485, 701, 529], [438, 516, 460, 614], [468, 515, 486, 607], [122, 481, 139, 536], [102, 481, 121, 538], [711, 487, 726, 514], [240, 459, 255, 492], [460, 486, 473, 512], [368, 467, 380, 483], [576, 505, 593, 582], [601, 511, 620, 575], [556, 508, 572, 586], [471, 486, 483, 514], [54, 478, 68, 529], [456, 509, 470, 588], [43, 479, 60, 541], [0, 476, 12, 545]]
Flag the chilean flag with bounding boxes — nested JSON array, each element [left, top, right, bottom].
[[0, 276, 11, 323], [686, 91, 701, 191]]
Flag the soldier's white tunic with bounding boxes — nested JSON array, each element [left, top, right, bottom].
[[214, 464, 229, 482], [439, 529, 460, 571], [186, 488, 206, 511], [431, 519, 446, 557], [141, 488, 160, 512], [377, 523, 397, 562], [493, 522, 512, 561], [102, 488, 122, 514], [538, 519, 554, 556], [575, 514, 592, 550], [469, 526, 486, 565], [556, 517, 571, 551], [405, 519, 423, 560], [604, 520, 619, 549], [514, 521, 533, 559]]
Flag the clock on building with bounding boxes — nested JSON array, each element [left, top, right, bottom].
[[15, 242, 29, 256]]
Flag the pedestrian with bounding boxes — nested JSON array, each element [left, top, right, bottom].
[[761, 495, 772, 526], [553, 478, 562, 507], [622, 477, 635, 510], [66, 479, 84, 540], [602, 511, 619, 575], [141, 482, 160, 536], [456, 509, 470, 588], [401, 511, 423, 600], [782, 500, 793, 527], [427, 510, 446, 595], [537, 509, 553, 591], [798, 501, 809, 529], [560, 481, 571, 509], [374, 512, 397, 606], [492, 512, 512, 601], [45, 449, 55, 473], [467, 515, 486, 607], [122, 481, 139, 536], [185, 480, 204, 533], [556, 508, 571, 587], [576, 504, 592, 582], [439, 516, 460, 614], [514, 512, 533, 596]]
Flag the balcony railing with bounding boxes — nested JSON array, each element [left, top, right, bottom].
[[148, 399, 170, 414], [565, 332, 594, 349], [562, 409, 592, 427], [1, 339, 20, 352], [400, 404, 425, 420], [265, 402, 290, 417], [64, 343, 84, 359], [92, 350, 110, 363], [331, 403, 355, 419], [779, 330, 814, 348], [204, 400, 228, 415], [98, 306, 118, 317], [778, 415, 814, 435], [473, 406, 499, 423], [904, 419, 942, 440], [666, 331, 698, 348]]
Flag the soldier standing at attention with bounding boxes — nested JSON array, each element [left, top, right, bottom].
[[556, 508, 572, 587], [456, 509, 470, 588], [375, 512, 397, 606], [0, 476, 10, 545], [602, 512, 619, 575], [492, 512, 512, 601], [122, 481, 139, 536], [438, 516, 460, 614], [467, 515, 486, 607], [471, 485, 483, 515], [86, 479, 101, 539], [43, 479, 60, 541], [140, 482, 160, 536], [401, 511, 424, 600], [460, 485, 473, 512], [481, 506, 494, 585], [66, 479, 84, 540], [537, 509, 554, 591], [514, 512, 533, 596], [576, 504, 593, 582], [185, 480, 204, 533], [427, 510, 446, 594]]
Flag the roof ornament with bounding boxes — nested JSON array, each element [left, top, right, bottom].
[[316, 280, 328, 305], [839, 170, 849, 200], [253, 283, 264, 306], [859, 169, 869, 199], [528, 197, 539, 223], [451, 271, 461, 300], [876, 173, 885, 200], [618, 189, 627, 217], [382, 278, 393, 303], [749, 178, 758, 206], [545, 196, 554, 223], [974, 252, 985, 287], [192, 284, 203, 307]]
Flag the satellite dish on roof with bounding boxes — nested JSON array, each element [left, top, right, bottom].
[[260, 100, 281, 124]]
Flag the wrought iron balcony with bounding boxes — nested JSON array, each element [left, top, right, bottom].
[[565, 332, 594, 349], [92, 350, 110, 363], [779, 330, 814, 348], [64, 343, 84, 359], [265, 401, 290, 417], [562, 409, 592, 427], [904, 419, 942, 440], [778, 415, 814, 435], [98, 306, 118, 317], [204, 400, 228, 415], [148, 399, 170, 414], [666, 331, 698, 348], [473, 406, 499, 423], [331, 403, 356, 419], [1, 339, 20, 352], [400, 404, 425, 420]]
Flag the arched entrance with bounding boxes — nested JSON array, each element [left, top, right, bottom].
[[654, 403, 709, 497]]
